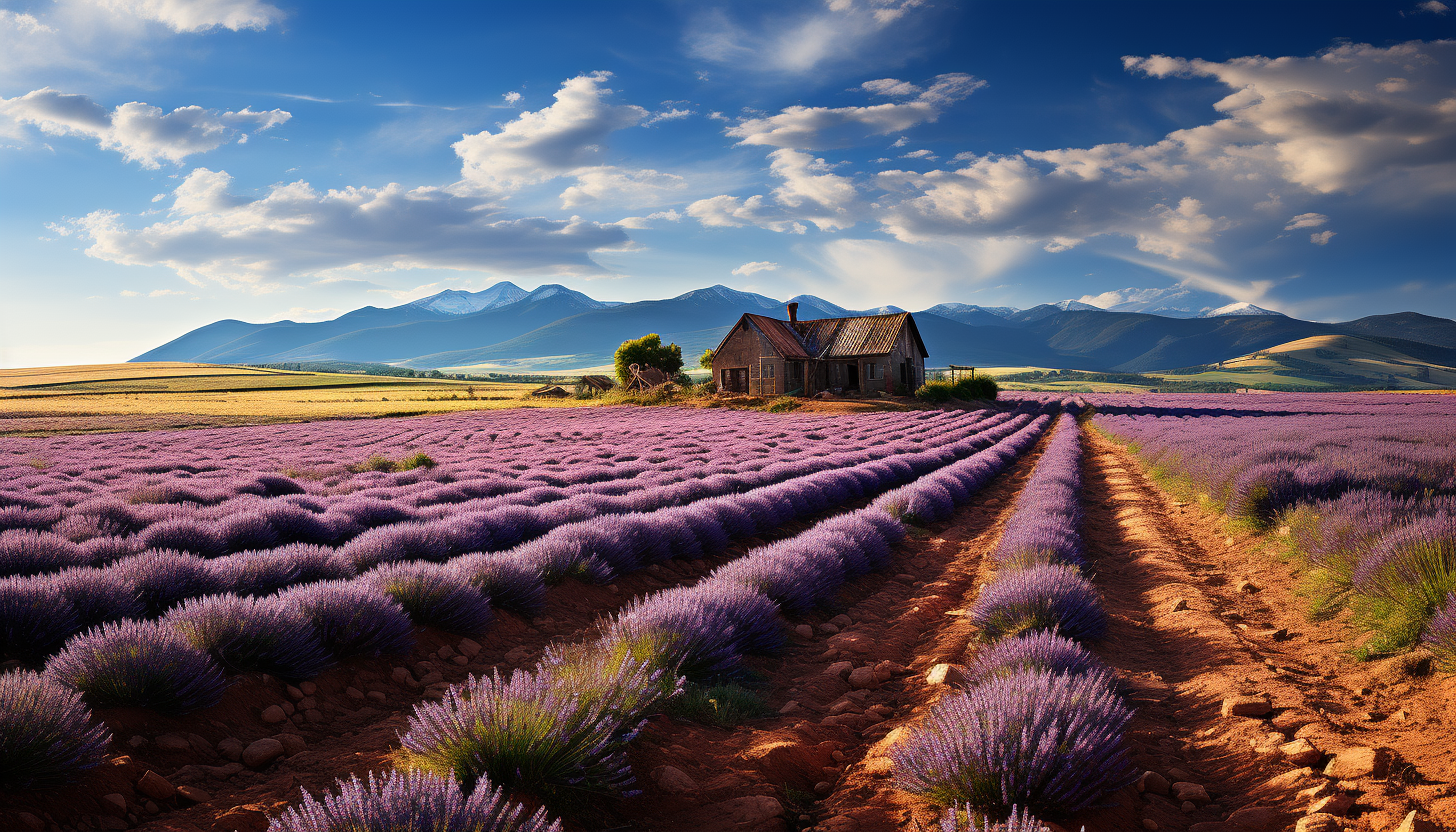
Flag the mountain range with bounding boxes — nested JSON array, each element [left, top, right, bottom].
[[133, 282, 1456, 376]]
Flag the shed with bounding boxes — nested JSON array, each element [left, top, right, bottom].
[[710, 302, 929, 397], [575, 375, 615, 395], [529, 384, 570, 398], [622, 364, 671, 392]]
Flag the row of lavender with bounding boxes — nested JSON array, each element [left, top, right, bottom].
[[0, 409, 1037, 670], [892, 414, 1135, 830], [1091, 394, 1456, 662], [262, 409, 1056, 831], [0, 406, 1051, 791]]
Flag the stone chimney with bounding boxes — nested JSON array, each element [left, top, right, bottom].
[[787, 302, 799, 323]]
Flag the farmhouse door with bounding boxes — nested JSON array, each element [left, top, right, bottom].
[[722, 368, 748, 393], [846, 363, 859, 390]]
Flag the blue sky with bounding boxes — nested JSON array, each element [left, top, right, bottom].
[[1, 0, 1453, 366]]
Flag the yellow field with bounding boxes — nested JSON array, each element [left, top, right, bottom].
[[0, 363, 584, 436]]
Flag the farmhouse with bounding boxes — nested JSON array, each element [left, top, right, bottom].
[[712, 302, 928, 396]]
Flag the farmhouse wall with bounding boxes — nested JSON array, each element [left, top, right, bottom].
[[713, 321, 785, 396]]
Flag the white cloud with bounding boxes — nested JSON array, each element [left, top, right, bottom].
[[62, 168, 631, 289], [1418, 1, 1448, 13], [558, 165, 686, 209], [731, 261, 778, 276], [860, 78, 922, 97], [686, 0, 931, 75], [90, 0, 283, 32], [0, 10, 54, 35], [0, 88, 288, 167], [725, 73, 983, 149], [900, 149, 936, 160], [687, 148, 864, 233], [644, 108, 694, 125], [1310, 230, 1336, 245], [804, 236, 1034, 310], [503, 91, 522, 104], [613, 209, 683, 229], [453, 72, 647, 191], [686, 194, 807, 234], [1284, 212, 1328, 230]]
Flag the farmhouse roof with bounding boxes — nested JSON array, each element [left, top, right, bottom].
[[730, 311, 928, 360]]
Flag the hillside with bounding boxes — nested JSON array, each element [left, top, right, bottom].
[[1157, 333, 1456, 389]]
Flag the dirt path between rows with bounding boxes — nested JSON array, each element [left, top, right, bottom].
[[1078, 425, 1456, 832]]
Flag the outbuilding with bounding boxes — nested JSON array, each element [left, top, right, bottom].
[[711, 302, 928, 396]]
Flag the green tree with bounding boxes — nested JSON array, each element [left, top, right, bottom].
[[614, 333, 684, 385], [699, 348, 715, 369]]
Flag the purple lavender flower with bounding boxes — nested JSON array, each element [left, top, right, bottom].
[[603, 583, 783, 680], [0, 670, 111, 789], [940, 805, 1047, 832], [966, 630, 1109, 684], [163, 593, 334, 681], [366, 562, 493, 634], [276, 580, 415, 659], [0, 530, 93, 577], [109, 549, 224, 615], [46, 619, 227, 714], [892, 668, 1135, 815], [219, 512, 283, 552], [1424, 591, 1456, 672], [397, 658, 667, 800], [267, 769, 562, 832], [0, 576, 81, 664], [450, 553, 546, 615], [969, 564, 1107, 643], [137, 519, 227, 558], [49, 566, 144, 630]]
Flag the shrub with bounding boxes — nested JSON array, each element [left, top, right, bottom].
[[892, 668, 1134, 815], [268, 769, 561, 832], [277, 581, 415, 659], [1348, 512, 1456, 655], [665, 681, 773, 728], [939, 806, 1046, 832], [396, 658, 668, 802], [602, 583, 783, 681], [0, 530, 92, 577], [50, 567, 145, 630], [46, 619, 227, 714], [613, 333, 683, 386], [450, 553, 546, 616], [137, 519, 226, 558], [0, 576, 81, 664], [1423, 592, 1456, 672], [969, 564, 1107, 643], [916, 378, 999, 403], [966, 630, 1109, 683], [0, 670, 111, 789], [164, 594, 334, 681], [366, 562, 493, 633], [110, 549, 224, 615]]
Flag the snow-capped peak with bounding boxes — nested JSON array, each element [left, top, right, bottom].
[[1201, 302, 1285, 318]]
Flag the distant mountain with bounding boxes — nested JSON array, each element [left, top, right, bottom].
[[1201, 302, 1285, 318], [407, 282, 528, 315], [1197, 334, 1456, 389], [134, 283, 1456, 377]]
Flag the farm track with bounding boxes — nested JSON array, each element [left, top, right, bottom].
[[599, 423, 1054, 832], [1079, 426, 1456, 832]]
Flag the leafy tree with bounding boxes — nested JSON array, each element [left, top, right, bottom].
[[614, 333, 683, 385], [699, 349, 715, 369]]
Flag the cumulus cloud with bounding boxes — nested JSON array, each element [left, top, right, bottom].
[[558, 165, 686, 209], [0, 88, 289, 167], [1310, 229, 1337, 245], [91, 0, 283, 32], [1284, 212, 1328, 230], [1418, 1, 1448, 13], [61, 168, 630, 288], [613, 209, 683, 229], [725, 73, 983, 149], [731, 260, 778, 276], [453, 72, 647, 191], [644, 108, 694, 125], [686, 0, 931, 75], [687, 148, 864, 233]]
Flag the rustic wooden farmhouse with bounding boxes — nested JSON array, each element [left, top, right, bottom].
[[711, 302, 928, 396]]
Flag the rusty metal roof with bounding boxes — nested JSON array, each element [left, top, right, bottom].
[[725, 311, 928, 360], [742, 314, 811, 359]]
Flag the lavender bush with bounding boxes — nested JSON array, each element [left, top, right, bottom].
[[1423, 592, 1456, 672], [967, 630, 1109, 683], [277, 580, 415, 659], [46, 619, 227, 714], [164, 593, 334, 681], [969, 564, 1107, 643], [0, 530, 92, 577], [940, 805, 1049, 832], [1, 576, 81, 663], [0, 670, 111, 788], [602, 582, 783, 680], [367, 562, 493, 634], [268, 769, 561, 832], [892, 668, 1135, 815]]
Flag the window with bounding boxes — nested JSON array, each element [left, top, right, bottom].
[[866, 363, 881, 380], [764, 364, 775, 378]]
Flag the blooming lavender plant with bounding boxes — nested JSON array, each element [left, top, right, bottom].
[[1, 576, 81, 663], [49, 566, 145, 630], [0, 530, 93, 577], [0, 670, 111, 789], [450, 553, 546, 616], [46, 619, 227, 713], [602, 583, 783, 680], [164, 593, 334, 681], [1423, 592, 1456, 672], [940, 805, 1049, 832], [267, 769, 562, 832], [969, 564, 1107, 643], [892, 668, 1135, 815], [397, 657, 669, 801], [366, 561, 493, 634], [966, 630, 1109, 684], [276, 580, 415, 659]]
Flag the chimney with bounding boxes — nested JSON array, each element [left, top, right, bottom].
[[787, 302, 799, 323]]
